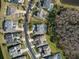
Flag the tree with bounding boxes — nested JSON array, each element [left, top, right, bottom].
[[47, 5, 58, 42]]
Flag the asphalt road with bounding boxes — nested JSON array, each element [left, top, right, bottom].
[[23, 0, 37, 59]]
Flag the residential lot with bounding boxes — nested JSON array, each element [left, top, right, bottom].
[[0, 0, 67, 59], [0, 0, 31, 59]]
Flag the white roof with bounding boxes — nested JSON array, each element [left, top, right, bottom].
[[4, 20, 18, 32], [8, 0, 24, 3], [35, 24, 47, 34], [18, 0, 24, 3]]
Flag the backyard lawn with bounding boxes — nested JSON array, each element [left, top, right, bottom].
[[29, 17, 47, 31], [0, 32, 10, 59], [0, 18, 3, 29], [23, 52, 31, 59], [46, 35, 58, 53], [0, 0, 7, 17], [46, 35, 66, 59], [31, 17, 47, 24]]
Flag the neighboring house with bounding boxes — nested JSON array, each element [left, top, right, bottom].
[[15, 56, 26, 59], [4, 32, 21, 46], [40, 0, 53, 9], [37, 9, 48, 19], [48, 3, 54, 11], [38, 45, 51, 58], [52, 53, 62, 59], [35, 0, 53, 10], [33, 9, 48, 19], [33, 0, 54, 19], [3, 20, 18, 32], [32, 35, 48, 47], [8, 0, 24, 4], [8, 44, 23, 58], [32, 34, 51, 58], [32, 24, 47, 35], [6, 6, 16, 15]]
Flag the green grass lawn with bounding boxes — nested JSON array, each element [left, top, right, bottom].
[[0, 44, 11, 59], [0, 0, 6, 17], [46, 34, 66, 59], [26, 54, 31, 59], [0, 33, 10, 59], [23, 52, 31, 59], [0, 33, 5, 44], [46, 35, 58, 53], [24, 0, 28, 7], [29, 17, 47, 31], [0, 18, 3, 29], [31, 17, 47, 24]]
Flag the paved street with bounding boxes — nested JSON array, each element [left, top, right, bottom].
[[23, 0, 37, 59]]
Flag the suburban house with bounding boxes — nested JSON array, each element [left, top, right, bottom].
[[8, 44, 23, 58], [3, 19, 27, 59], [32, 24, 52, 58], [3, 20, 18, 32], [32, 8, 48, 19], [32, 0, 54, 19], [52, 53, 62, 59], [32, 24, 47, 35], [32, 35, 51, 58], [34, 9, 48, 19], [14, 56, 26, 59], [4, 32, 21, 46], [3, 20, 23, 33], [35, 0, 53, 10], [40, 0, 52, 9], [38, 45, 51, 58], [8, 0, 24, 4], [6, 6, 16, 15], [32, 35, 48, 47]]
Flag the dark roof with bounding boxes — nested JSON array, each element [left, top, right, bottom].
[[6, 6, 16, 15], [9, 0, 18, 3]]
